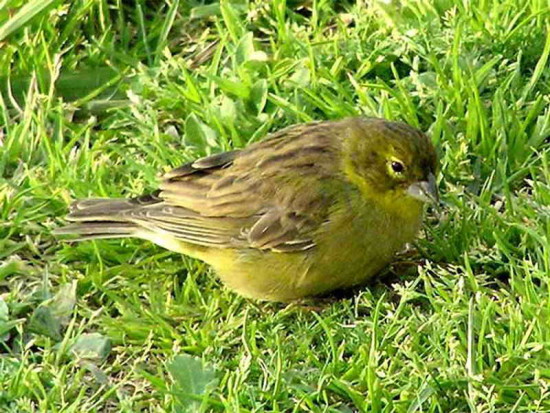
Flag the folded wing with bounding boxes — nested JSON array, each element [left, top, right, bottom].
[[62, 121, 340, 252]]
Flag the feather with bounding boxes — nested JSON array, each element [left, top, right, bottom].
[[57, 121, 343, 252]]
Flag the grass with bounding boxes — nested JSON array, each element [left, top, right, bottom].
[[1, 0, 549, 411]]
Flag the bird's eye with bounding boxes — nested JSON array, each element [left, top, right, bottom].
[[391, 161, 405, 174]]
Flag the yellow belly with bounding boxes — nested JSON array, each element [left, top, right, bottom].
[[151, 198, 424, 301]]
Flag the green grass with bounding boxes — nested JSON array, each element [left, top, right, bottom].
[[1, 0, 549, 411]]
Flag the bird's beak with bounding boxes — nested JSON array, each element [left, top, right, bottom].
[[407, 173, 438, 204]]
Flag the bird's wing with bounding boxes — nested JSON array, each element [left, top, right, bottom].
[[127, 121, 341, 252]]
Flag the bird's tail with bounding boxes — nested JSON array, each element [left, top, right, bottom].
[[53, 196, 157, 241]]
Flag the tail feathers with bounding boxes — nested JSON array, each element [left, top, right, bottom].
[[53, 222, 139, 241], [55, 196, 160, 240], [66, 198, 138, 222]]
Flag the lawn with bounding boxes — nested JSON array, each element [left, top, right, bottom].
[[1, 0, 549, 411]]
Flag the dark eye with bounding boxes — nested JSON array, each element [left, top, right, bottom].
[[391, 161, 405, 174]]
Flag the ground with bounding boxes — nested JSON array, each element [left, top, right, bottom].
[[1, 0, 549, 411]]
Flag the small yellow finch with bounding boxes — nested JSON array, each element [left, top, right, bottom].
[[56, 117, 438, 301]]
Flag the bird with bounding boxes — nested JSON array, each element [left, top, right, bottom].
[[55, 117, 438, 302]]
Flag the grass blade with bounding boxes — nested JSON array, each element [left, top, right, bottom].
[[0, 0, 57, 42]]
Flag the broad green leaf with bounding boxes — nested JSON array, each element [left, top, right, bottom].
[[167, 354, 217, 412], [250, 79, 268, 114], [26, 282, 77, 341], [236, 32, 255, 65], [28, 306, 62, 341], [185, 113, 219, 151], [72, 333, 112, 361], [219, 95, 237, 123], [49, 281, 77, 322], [288, 64, 311, 87], [190, 3, 221, 19], [207, 74, 250, 100]]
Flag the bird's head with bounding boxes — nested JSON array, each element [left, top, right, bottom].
[[341, 117, 439, 212]]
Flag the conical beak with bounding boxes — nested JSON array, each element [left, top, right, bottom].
[[407, 173, 438, 204]]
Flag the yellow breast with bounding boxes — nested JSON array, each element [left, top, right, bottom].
[[182, 196, 424, 301]]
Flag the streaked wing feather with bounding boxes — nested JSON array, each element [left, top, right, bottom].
[[163, 150, 240, 179], [123, 205, 250, 248], [149, 121, 340, 251]]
